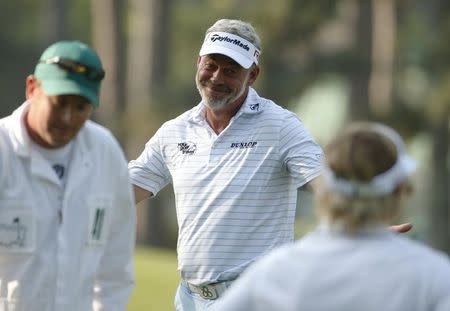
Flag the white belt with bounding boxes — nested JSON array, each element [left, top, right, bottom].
[[183, 280, 233, 300]]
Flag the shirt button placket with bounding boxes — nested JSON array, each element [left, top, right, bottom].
[[55, 194, 67, 309]]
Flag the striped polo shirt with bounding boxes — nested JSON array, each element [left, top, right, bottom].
[[129, 88, 323, 285]]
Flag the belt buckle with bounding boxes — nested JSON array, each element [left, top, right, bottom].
[[199, 285, 218, 300]]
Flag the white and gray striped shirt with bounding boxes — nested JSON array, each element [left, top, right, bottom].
[[129, 88, 323, 285]]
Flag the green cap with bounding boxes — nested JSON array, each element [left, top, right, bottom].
[[34, 41, 105, 107]]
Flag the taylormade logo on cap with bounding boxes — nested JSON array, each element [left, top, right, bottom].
[[210, 34, 250, 51], [199, 31, 260, 69]]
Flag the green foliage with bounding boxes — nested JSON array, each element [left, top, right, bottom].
[[1, 0, 449, 252], [0, 0, 41, 45], [128, 246, 179, 311], [67, 0, 92, 42]]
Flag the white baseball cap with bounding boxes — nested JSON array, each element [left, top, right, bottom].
[[199, 31, 260, 69]]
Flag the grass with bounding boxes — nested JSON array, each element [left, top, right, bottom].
[[127, 246, 180, 311], [126, 217, 316, 310]]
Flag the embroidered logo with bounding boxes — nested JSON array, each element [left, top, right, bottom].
[[178, 142, 197, 155], [210, 34, 250, 51], [0, 217, 26, 248], [230, 141, 258, 149], [253, 50, 260, 61], [52, 164, 65, 179], [249, 103, 259, 111]]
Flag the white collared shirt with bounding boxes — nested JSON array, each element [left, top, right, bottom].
[[129, 88, 323, 285], [0, 102, 136, 311], [30, 137, 74, 187], [212, 227, 450, 311]]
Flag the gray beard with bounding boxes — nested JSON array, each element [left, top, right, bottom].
[[195, 79, 247, 111]]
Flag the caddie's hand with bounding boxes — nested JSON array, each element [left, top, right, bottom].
[[390, 223, 413, 234]]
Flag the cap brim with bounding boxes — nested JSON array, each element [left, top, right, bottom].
[[40, 79, 99, 107], [199, 45, 253, 69]]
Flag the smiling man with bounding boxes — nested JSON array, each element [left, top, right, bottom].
[[128, 19, 324, 311], [0, 41, 136, 310], [129, 18, 412, 311]]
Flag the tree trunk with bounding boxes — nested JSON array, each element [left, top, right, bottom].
[[91, 0, 126, 143], [41, 0, 67, 44], [430, 122, 450, 254], [126, 0, 172, 246], [369, 0, 395, 116], [349, 0, 372, 120], [422, 0, 450, 255]]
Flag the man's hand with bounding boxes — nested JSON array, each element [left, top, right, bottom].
[[390, 223, 413, 234]]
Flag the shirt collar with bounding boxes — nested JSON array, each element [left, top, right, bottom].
[[8, 101, 33, 157], [190, 87, 264, 123]]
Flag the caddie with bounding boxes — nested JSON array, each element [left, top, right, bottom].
[[0, 40, 136, 310]]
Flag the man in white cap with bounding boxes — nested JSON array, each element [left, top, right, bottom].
[[128, 19, 411, 310], [0, 40, 136, 310], [212, 122, 450, 311]]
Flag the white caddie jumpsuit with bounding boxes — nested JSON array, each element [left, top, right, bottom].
[[0, 103, 136, 311]]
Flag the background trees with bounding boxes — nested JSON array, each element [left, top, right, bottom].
[[1, 0, 448, 253]]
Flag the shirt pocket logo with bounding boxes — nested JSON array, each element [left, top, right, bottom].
[[0, 204, 35, 253]]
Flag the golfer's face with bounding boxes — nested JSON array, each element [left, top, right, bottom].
[[27, 85, 93, 148], [196, 54, 252, 111]]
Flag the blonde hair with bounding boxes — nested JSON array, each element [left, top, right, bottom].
[[316, 122, 413, 234]]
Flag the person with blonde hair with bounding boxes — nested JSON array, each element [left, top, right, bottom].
[[212, 122, 450, 311]]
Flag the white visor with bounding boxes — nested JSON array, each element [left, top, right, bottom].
[[322, 123, 417, 198], [199, 31, 260, 69]]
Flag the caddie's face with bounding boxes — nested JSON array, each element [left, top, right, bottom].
[[25, 76, 93, 148], [196, 54, 259, 111]]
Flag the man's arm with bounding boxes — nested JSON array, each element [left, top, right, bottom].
[[301, 178, 318, 193], [133, 184, 153, 205]]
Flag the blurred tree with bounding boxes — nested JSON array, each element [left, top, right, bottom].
[[42, 0, 68, 44], [254, 0, 337, 106], [0, 1, 64, 116], [348, 0, 372, 120], [125, 0, 174, 246], [0, 0, 447, 252], [369, 0, 395, 116], [91, 0, 126, 143], [425, 0, 450, 254]]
